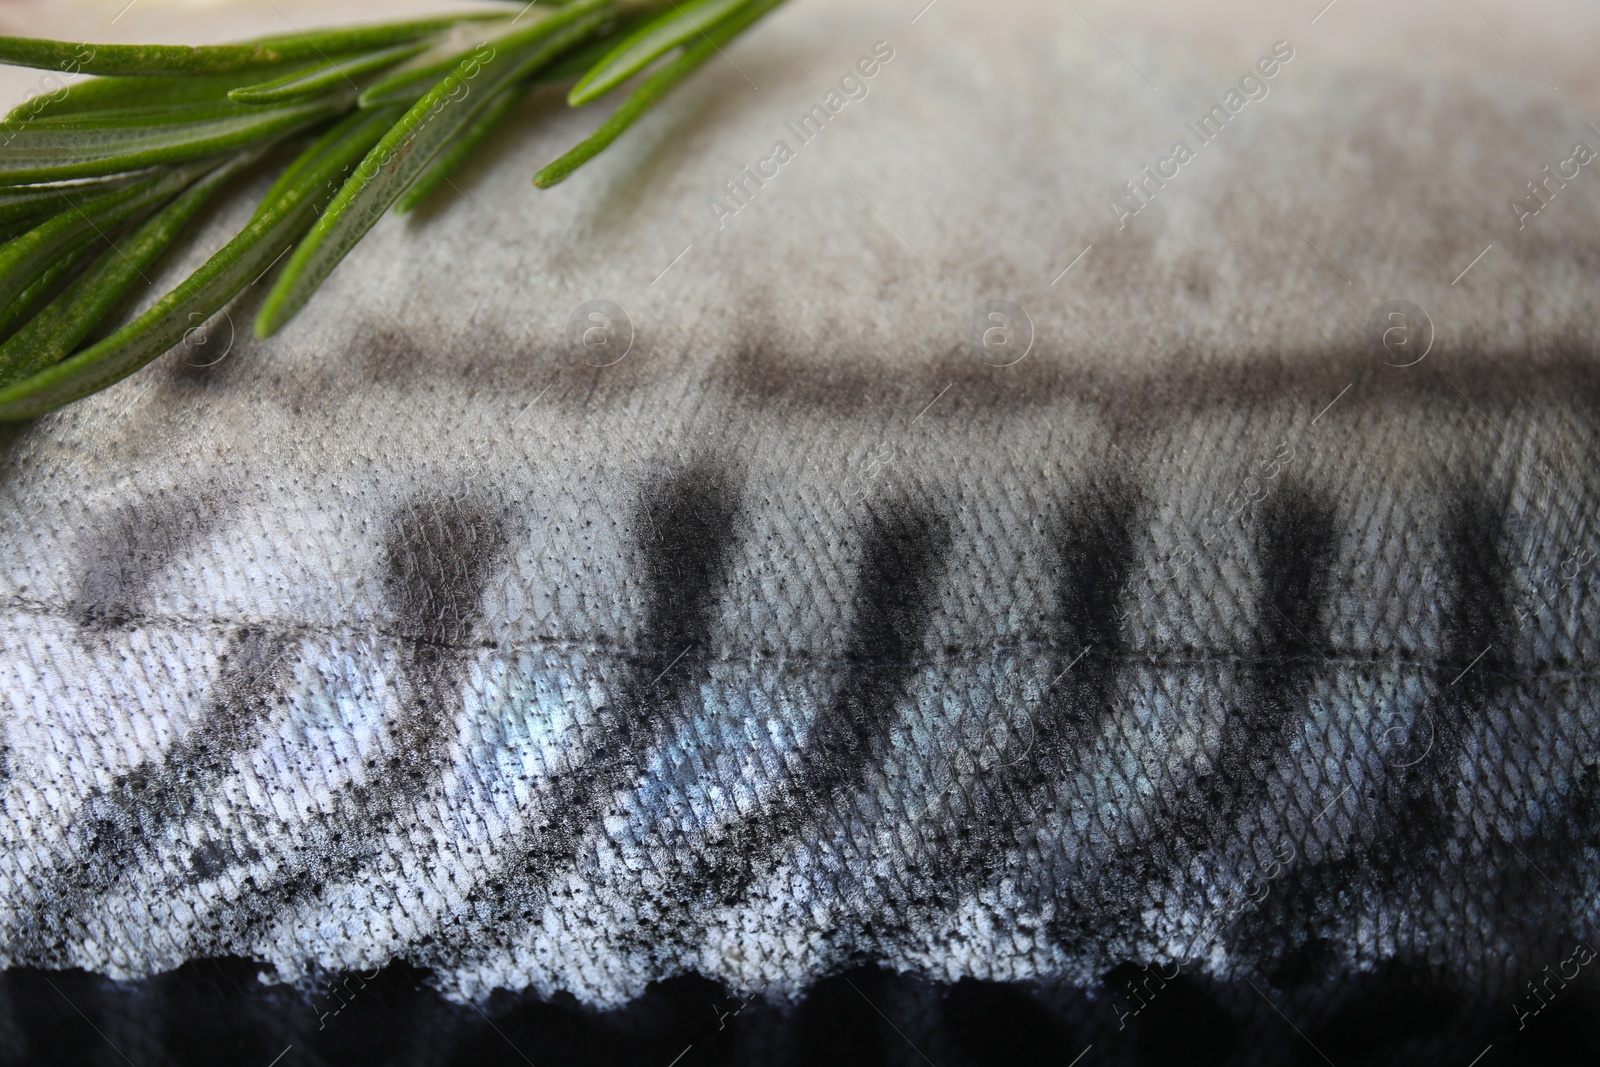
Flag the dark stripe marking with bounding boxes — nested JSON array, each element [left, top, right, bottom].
[[383, 495, 510, 795], [1230, 484, 1519, 976], [1389, 487, 1516, 861], [1053, 485, 1340, 952], [1168, 484, 1340, 857], [691, 499, 951, 904], [70, 493, 224, 630], [923, 479, 1140, 894], [186, 494, 510, 941], [483, 463, 742, 916], [12, 628, 291, 959]]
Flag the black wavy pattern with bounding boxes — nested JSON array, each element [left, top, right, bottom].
[[5, 372, 1600, 1063]]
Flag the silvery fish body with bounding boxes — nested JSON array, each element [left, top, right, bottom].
[[1, 0, 1597, 1059]]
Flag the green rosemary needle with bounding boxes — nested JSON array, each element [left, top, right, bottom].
[[0, 153, 251, 383], [0, 17, 489, 78], [227, 41, 437, 106], [0, 109, 400, 420], [567, 0, 749, 106], [255, 0, 615, 336], [0, 160, 216, 309]]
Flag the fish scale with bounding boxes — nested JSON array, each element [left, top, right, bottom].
[[3, 358, 1597, 1010], [2, 0, 1600, 1058]]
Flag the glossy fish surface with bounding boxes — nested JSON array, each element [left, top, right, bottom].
[[1, 0, 1598, 1061]]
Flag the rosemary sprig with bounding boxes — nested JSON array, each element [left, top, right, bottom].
[[0, 0, 788, 420], [0, 110, 399, 420], [394, 82, 528, 215], [567, 0, 749, 105], [227, 41, 435, 106], [535, 0, 787, 187], [0, 153, 251, 384], [0, 160, 216, 307], [0, 232, 99, 340], [0, 97, 344, 184], [0, 17, 489, 77], [256, 0, 616, 335]]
